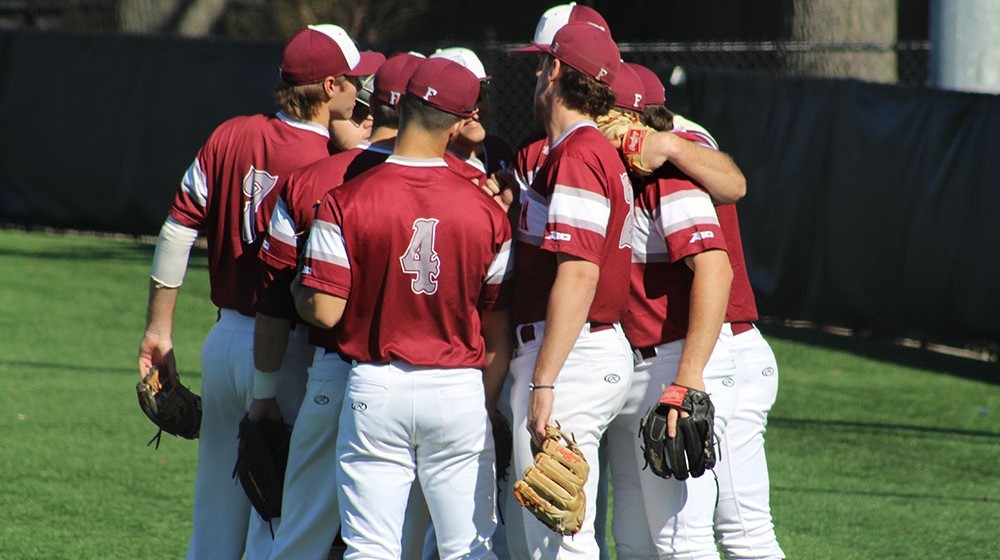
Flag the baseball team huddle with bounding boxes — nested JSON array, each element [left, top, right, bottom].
[[136, 3, 785, 559]]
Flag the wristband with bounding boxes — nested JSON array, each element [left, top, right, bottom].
[[529, 384, 555, 391], [253, 368, 280, 400]]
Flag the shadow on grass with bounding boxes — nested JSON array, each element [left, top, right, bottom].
[[0, 237, 208, 266], [772, 485, 994, 504], [760, 323, 1000, 386], [770, 417, 1000, 440], [0, 360, 202, 379]]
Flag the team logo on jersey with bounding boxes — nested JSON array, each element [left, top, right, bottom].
[[723, 377, 735, 388], [351, 402, 368, 411], [302, 266, 313, 276], [544, 231, 572, 242], [314, 395, 330, 405], [603, 373, 621, 384], [423, 87, 438, 101], [689, 231, 715, 244], [762, 367, 775, 377]]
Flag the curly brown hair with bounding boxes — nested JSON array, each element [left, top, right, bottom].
[[556, 61, 616, 119]]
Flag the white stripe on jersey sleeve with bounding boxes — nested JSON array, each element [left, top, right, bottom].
[[485, 239, 513, 285], [305, 219, 350, 269], [630, 207, 669, 264], [654, 189, 719, 238], [550, 184, 610, 237], [517, 187, 549, 246], [268, 197, 298, 248], [180, 158, 209, 209]]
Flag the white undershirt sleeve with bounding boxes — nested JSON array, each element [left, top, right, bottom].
[[150, 217, 199, 288]]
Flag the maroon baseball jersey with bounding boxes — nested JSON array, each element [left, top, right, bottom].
[[169, 113, 330, 316], [511, 122, 633, 326], [717, 204, 759, 324], [256, 141, 394, 321], [299, 155, 512, 368], [671, 127, 759, 324], [622, 166, 729, 348]]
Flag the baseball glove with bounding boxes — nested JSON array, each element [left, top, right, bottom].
[[513, 422, 589, 535], [639, 383, 716, 481], [595, 108, 656, 176], [492, 412, 513, 482], [136, 365, 202, 448], [233, 414, 292, 522]]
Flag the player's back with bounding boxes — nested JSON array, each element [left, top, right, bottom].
[[171, 112, 330, 315], [309, 155, 511, 369]]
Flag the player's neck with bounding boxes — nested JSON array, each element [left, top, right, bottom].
[[394, 127, 449, 159], [369, 127, 397, 143], [545, 104, 592, 143]]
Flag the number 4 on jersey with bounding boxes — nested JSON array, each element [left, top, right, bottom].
[[399, 218, 441, 295]]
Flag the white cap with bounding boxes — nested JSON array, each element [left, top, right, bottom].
[[431, 47, 489, 81], [511, 3, 610, 53]]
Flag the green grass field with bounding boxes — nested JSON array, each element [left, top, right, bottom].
[[0, 229, 997, 559]]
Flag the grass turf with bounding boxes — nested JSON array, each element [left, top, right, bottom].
[[0, 229, 996, 559]]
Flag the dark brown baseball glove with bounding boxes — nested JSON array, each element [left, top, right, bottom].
[[136, 365, 202, 448]]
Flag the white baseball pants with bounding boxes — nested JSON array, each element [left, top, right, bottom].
[[269, 348, 351, 560], [608, 333, 738, 560], [337, 362, 498, 560], [713, 326, 784, 560], [508, 321, 633, 560], [186, 309, 310, 560]]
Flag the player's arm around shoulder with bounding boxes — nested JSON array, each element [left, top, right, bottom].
[[641, 131, 746, 204]]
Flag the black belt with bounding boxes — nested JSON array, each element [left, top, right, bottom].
[[518, 321, 614, 344]]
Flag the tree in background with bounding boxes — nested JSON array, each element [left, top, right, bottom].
[[118, 0, 229, 36], [788, 0, 898, 83]]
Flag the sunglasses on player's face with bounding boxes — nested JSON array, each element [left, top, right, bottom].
[[350, 101, 371, 126]]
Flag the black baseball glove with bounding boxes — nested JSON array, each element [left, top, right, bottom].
[[136, 366, 202, 448], [233, 414, 292, 521], [492, 411, 513, 481], [639, 383, 716, 480]]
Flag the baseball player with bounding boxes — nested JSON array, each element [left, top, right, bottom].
[[627, 63, 786, 560], [506, 21, 635, 560], [136, 24, 379, 560], [254, 51, 425, 560], [293, 57, 514, 560], [608, 61, 736, 559], [598, 61, 784, 560], [392, 46, 517, 560]]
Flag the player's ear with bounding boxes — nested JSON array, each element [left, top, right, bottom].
[[322, 76, 339, 98]]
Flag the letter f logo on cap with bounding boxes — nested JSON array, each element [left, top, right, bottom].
[[423, 87, 439, 100], [634, 93, 643, 108]]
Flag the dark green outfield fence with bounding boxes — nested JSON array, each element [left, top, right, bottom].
[[1, 29, 997, 347]]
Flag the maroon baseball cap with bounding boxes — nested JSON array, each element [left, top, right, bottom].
[[628, 62, 666, 106], [374, 52, 427, 106], [541, 22, 620, 85], [512, 3, 610, 54], [611, 62, 645, 112], [406, 58, 480, 118], [279, 24, 384, 85]]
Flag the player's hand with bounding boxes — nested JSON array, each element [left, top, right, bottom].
[[248, 398, 283, 423], [483, 169, 517, 212], [665, 373, 705, 437], [527, 386, 555, 450], [138, 331, 176, 380]]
